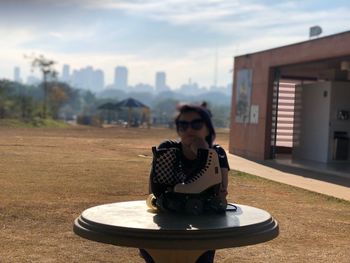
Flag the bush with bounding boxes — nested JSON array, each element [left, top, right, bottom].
[[76, 115, 102, 127]]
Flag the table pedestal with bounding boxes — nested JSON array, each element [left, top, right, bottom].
[[146, 249, 204, 263]]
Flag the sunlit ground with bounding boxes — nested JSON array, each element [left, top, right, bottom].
[[0, 126, 349, 262]]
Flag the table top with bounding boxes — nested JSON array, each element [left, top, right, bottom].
[[73, 200, 279, 250]]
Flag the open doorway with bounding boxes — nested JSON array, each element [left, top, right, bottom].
[[269, 58, 350, 178]]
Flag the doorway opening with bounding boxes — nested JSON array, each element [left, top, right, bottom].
[[269, 57, 350, 178]]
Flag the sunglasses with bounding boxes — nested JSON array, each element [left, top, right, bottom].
[[176, 118, 205, 131]]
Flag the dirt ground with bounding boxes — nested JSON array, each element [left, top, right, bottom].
[[0, 126, 349, 263]]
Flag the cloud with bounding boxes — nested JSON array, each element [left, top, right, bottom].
[[85, 0, 350, 50], [1, 0, 350, 87], [2, 1, 349, 49], [92, 0, 251, 25]]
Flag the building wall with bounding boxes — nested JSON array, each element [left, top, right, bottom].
[[229, 31, 350, 160], [229, 57, 270, 159]]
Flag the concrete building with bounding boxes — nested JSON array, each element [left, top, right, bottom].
[[26, 75, 40, 85], [61, 64, 70, 83], [114, 66, 128, 91], [14, 66, 22, 83], [229, 30, 350, 168], [94, 69, 105, 91], [71, 66, 104, 92], [155, 71, 168, 92]]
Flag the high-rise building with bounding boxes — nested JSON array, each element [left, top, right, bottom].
[[85, 66, 94, 90], [61, 64, 70, 83], [14, 66, 22, 83], [155, 71, 168, 92], [26, 75, 40, 85], [94, 69, 104, 91], [114, 66, 128, 91], [71, 66, 105, 92]]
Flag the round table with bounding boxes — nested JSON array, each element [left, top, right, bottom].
[[73, 200, 279, 263]]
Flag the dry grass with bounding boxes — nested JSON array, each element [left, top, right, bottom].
[[0, 126, 349, 263]]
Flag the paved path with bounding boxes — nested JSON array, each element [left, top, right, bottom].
[[227, 153, 350, 202]]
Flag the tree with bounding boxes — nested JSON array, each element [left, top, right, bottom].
[[81, 90, 97, 115], [0, 79, 34, 119], [47, 82, 70, 119], [27, 54, 57, 118], [152, 98, 179, 126], [0, 80, 11, 118], [211, 104, 231, 128]]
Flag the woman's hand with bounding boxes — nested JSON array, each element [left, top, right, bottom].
[[189, 136, 209, 155], [182, 137, 209, 160]]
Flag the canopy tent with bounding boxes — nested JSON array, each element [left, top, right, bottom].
[[97, 102, 121, 124], [114, 98, 150, 127], [97, 102, 120, 110], [114, 97, 149, 109]]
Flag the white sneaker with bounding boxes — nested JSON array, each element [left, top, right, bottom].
[[174, 149, 222, 194]]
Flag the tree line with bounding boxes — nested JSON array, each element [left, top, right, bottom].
[[0, 78, 231, 128], [0, 55, 231, 127], [0, 78, 91, 121]]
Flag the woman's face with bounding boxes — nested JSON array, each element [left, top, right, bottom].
[[176, 111, 209, 145]]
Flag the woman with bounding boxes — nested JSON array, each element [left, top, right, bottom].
[[140, 104, 230, 263]]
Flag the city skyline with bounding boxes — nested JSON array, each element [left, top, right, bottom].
[[0, 1, 349, 88], [10, 64, 231, 94]]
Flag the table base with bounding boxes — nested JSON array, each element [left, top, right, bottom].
[[146, 249, 204, 263]]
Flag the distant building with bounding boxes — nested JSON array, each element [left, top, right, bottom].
[[85, 66, 94, 90], [114, 66, 128, 91], [209, 84, 232, 96], [71, 66, 105, 91], [133, 83, 154, 93], [94, 69, 105, 91], [61, 64, 70, 83], [26, 75, 41, 85], [14, 67, 22, 83], [179, 79, 205, 95], [71, 69, 82, 88], [155, 71, 168, 92]]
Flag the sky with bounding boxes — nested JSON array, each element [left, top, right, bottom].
[[0, 0, 349, 89]]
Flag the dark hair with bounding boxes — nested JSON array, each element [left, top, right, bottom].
[[175, 104, 216, 146]]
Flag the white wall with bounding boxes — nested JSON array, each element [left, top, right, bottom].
[[293, 82, 331, 162], [293, 81, 350, 163]]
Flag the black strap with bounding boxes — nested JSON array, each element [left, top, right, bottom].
[[226, 203, 238, 212]]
